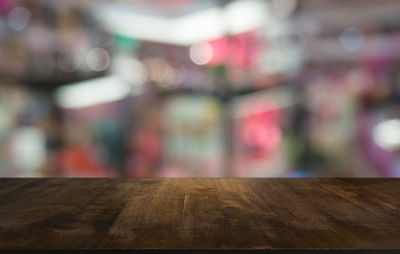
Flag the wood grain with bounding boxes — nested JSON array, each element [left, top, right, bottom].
[[0, 178, 399, 252]]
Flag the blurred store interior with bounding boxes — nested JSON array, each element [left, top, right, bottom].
[[0, 0, 400, 177]]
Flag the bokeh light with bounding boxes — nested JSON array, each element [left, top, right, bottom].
[[7, 7, 30, 31], [189, 42, 213, 65], [340, 27, 365, 52], [86, 48, 111, 72], [373, 119, 400, 151]]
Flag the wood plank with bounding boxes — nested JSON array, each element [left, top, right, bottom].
[[0, 178, 399, 253]]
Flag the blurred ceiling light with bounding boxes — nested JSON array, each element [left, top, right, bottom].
[[56, 76, 131, 109], [340, 27, 365, 52], [224, 0, 269, 35], [86, 48, 111, 72], [7, 7, 30, 31], [98, 7, 176, 44], [373, 119, 400, 150], [189, 42, 213, 65], [174, 8, 224, 44], [95, 0, 269, 45]]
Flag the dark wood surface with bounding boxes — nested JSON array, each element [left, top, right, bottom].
[[0, 178, 399, 252]]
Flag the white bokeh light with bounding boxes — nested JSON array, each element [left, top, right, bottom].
[[86, 48, 111, 72], [373, 119, 400, 150], [189, 42, 213, 65]]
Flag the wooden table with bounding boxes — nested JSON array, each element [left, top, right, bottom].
[[1, 178, 399, 253]]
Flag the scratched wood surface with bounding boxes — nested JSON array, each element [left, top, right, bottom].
[[0, 178, 399, 250]]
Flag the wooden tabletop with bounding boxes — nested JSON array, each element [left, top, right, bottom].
[[1, 178, 399, 253]]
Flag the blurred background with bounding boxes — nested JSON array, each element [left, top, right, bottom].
[[0, 0, 399, 177]]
